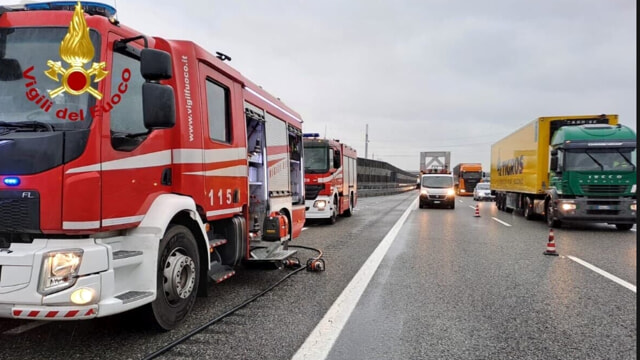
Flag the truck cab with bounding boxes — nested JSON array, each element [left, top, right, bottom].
[[418, 173, 456, 209]]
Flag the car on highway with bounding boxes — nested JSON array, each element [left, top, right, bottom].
[[473, 182, 494, 201]]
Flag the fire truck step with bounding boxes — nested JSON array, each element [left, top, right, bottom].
[[115, 291, 153, 304], [208, 237, 228, 252], [248, 248, 298, 261], [208, 262, 235, 283], [112, 250, 143, 268]]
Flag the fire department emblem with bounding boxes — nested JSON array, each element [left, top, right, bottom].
[[44, 2, 108, 99]]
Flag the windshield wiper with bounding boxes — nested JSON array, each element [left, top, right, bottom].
[[0, 121, 54, 132], [585, 151, 604, 171]]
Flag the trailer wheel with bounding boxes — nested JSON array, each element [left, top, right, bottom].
[[523, 197, 534, 220], [546, 201, 561, 228], [147, 224, 200, 331]]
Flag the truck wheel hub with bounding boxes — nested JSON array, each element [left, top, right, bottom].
[[163, 249, 196, 302]]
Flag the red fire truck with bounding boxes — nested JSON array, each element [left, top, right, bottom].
[[303, 134, 357, 224], [0, 2, 306, 330]]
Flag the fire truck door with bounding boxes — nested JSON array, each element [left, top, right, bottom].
[[197, 63, 246, 220], [100, 33, 170, 228]]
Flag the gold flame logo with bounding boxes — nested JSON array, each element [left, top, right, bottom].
[[44, 2, 108, 99]]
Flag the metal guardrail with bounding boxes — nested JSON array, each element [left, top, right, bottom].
[[358, 183, 417, 198]]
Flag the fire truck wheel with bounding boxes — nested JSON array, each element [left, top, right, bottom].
[[148, 224, 200, 331], [326, 197, 338, 225], [343, 195, 354, 217]]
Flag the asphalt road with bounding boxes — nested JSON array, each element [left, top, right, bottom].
[[326, 196, 637, 360], [0, 192, 635, 360]]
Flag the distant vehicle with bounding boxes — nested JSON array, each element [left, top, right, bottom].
[[452, 163, 483, 195], [303, 134, 358, 224], [491, 114, 636, 230], [419, 173, 456, 209], [473, 183, 494, 201]]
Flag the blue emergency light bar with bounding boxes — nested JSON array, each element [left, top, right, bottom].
[[3, 177, 20, 186], [303, 133, 320, 138], [23, 1, 116, 17]]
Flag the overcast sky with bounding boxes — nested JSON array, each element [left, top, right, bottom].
[[89, 1, 640, 171]]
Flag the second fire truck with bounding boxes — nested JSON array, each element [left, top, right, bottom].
[[303, 134, 357, 224]]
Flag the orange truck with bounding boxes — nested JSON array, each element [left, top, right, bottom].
[[452, 163, 483, 195]]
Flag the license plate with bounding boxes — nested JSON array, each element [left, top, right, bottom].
[[596, 205, 611, 210], [433, 201, 440, 204]]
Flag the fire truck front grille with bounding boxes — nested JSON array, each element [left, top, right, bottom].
[[305, 185, 324, 200], [0, 191, 40, 232], [580, 184, 628, 194]]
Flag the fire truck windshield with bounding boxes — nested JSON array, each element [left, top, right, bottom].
[[304, 146, 329, 173], [0, 27, 100, 130]]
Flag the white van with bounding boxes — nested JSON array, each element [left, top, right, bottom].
[[419, 173, 456, 209]]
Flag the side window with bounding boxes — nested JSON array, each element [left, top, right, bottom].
[[206, 79, 230, 143], [110, 51, 145, 135]]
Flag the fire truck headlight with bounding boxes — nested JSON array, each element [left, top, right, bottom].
[[561, 203, 576, 211], [70, 288, 95, 305], [631, 203, 636, 211], [39, 250, 83, 295], [314, 200, 327, 210]]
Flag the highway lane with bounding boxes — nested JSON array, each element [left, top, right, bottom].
[[319, 196, 636, 360], [0, 192, 634, 360]]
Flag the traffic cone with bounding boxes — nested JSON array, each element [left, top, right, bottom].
[[474, 204, 480, 217], [543, 229, 559, 256]]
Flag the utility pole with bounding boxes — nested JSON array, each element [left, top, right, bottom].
[[364, 124, 369, 159]]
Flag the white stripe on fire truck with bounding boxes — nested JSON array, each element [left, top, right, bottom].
[[66, 148, 252, 175], [245, 87, 303, 123], [206, 206, 243, 217], [102, 215, 145, 227], [314, 168, 342, 183], [173, 147, 247, 164], [184, 165, 248, 177], [66, 150, 172, 174], [63, 215, 146, 230], [63, 220, 101, 230]]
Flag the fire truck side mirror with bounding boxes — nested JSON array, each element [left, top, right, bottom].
[[140, 49, 172, 81], [143, 83, 175, 129]]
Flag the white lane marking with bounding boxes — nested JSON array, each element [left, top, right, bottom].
[[566, 255, 636, 293], [3, 321, 50, 334], [292, 197, 418, 360], [302, 227, 308, 231], [491, 217, 512, 227], [468, 205, 475, 209], [631, 228, 636, 232]]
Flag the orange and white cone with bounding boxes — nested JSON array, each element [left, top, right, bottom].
[[543, 229, 559, 256], [474, 204, 480, 217]]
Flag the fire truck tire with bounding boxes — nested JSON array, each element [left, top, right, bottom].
[[326, 197, 338, 225], [147, 224, 200, 331], [343, 195, 354, 217]]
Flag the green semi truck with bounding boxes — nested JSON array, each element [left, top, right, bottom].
[[491, 114, 636, 230]]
